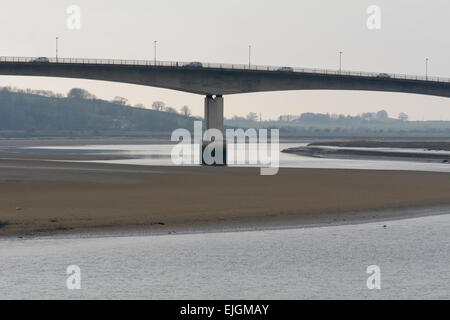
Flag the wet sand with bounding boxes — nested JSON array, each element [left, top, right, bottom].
[[1, 151, 450, 238]]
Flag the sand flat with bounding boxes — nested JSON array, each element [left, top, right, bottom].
[[1, 153, 450, 237]]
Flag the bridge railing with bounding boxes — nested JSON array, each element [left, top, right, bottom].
[[1, 56, 449, 83]]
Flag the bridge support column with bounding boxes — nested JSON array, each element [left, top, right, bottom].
[[202, 95, 226, 165]]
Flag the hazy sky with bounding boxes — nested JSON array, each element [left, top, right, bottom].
[[1, 0, 449, 120]]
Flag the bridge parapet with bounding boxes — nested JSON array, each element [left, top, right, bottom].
[[1, 56, 449, 84]]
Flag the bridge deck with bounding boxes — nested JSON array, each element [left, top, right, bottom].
[[1, 56, 449, 84], [0, 56, 449, 97]]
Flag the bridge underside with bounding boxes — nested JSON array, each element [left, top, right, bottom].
[[1, 62, 449, 98]]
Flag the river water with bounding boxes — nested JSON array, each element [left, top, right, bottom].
[[17, 143, 450, 172], [1, 143, 449, 299], [0, 213, 449, 299]]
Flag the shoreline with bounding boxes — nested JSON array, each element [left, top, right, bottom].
[[2, 204, 449, 241], [308, 140, 450, 151], [283, 146, 450, 163], [0, 137, 314, 148], [283, 140, 450, 164]]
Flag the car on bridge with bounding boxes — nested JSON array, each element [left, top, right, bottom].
[[31, 57, 50, 63], [184, 62, 203, 68], [277, 67, 294, 72], [376, 73, 391, 79]]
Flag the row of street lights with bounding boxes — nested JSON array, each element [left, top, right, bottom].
[[54, 38, 431, 79]]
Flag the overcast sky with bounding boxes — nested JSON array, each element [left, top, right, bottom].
[[1, 0, 449, 120]]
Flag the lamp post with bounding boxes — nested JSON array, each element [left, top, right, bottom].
[[56, 37, 59, 62], [154, 40, 158, 65], [339, 51, 343, 73], [426, 58, 429, 80], [249, 45, 252, 68]]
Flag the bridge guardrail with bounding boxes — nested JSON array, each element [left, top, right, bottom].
[[0, 56, 449, 83]]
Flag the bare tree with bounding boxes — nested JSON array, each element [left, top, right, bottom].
[[181, 105, 192, 117], [68, 88, 96, 100], [113, 96, 128, 105], [152, 101, 165, 111], [246, 112, 258, 122], [165, 106, 178, 114], [398, 112, 409, 121], [376, 110, 389, 120], [362, 112, 376, 121]]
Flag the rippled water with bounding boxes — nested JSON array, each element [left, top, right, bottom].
[[17, 143, 450, 172], [1, 213, 449, 299]]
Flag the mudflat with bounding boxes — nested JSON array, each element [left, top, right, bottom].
[[1, 153, 450, 237]]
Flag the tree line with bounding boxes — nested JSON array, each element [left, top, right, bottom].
[[0, 87, 196, 133]]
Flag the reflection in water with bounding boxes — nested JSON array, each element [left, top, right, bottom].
[[17, 143, 450, 172]]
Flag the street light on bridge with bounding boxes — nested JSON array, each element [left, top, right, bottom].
[[56, 37, 59, 62], [249, 45, 252, 68], [154, 41, 158, 65], [426, 58, 429, 80], [339, 51, 343, 73]]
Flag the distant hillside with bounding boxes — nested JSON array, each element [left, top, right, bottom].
[[2, 87, 450, 139], [0, 88, 197, 137], [226, 113, 450, 139]]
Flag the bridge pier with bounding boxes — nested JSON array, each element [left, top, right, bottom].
[[202, 95, 226, 165], [205, 95, 224, 134]]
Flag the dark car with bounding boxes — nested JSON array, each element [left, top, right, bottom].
[[277, 66, 294, 72], [184, 62, 203, 68], [376, 73, 390, 78], [31, 57, 50, 63]]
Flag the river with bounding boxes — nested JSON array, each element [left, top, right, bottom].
[[0, 212, 449, 299], [15, 143, 450, 173]]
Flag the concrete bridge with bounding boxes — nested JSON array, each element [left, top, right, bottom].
[[1, 56, 449, 147]]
